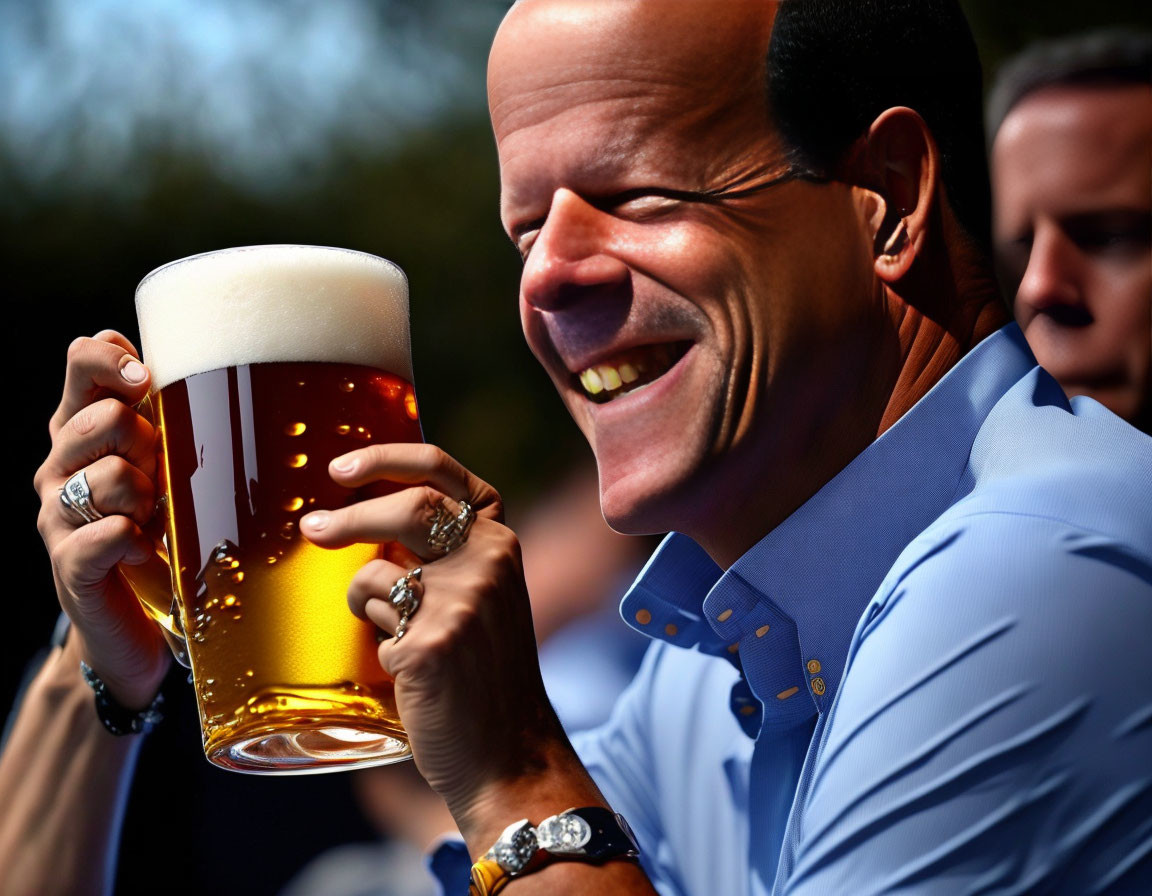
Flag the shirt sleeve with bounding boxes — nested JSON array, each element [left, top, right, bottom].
[[426, 836, 472, 896], [571, 642, 686, 896], [782, 511, 1152, 895]]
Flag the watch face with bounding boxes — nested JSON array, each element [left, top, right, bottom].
[[492, 820, 538, 873], [537, 813, 593, 854]]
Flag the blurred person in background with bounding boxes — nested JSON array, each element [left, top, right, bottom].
[[988, 29, 1152, 433]]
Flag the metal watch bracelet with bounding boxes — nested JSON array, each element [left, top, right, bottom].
[[469, 807, 640, 895]]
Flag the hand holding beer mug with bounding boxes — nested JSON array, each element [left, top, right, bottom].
[[32, 244, 599, 859], [129, 245, 421, 773]]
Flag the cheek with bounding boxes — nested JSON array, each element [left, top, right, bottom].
[[633, 221, 735, 292], [630, 220, 751, 348], [752, 215, 874, 361], [1108, 288, 1152, 376], [1088, 257, 1152, 344]]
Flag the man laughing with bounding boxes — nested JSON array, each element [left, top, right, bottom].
[[4, 2, 1150, 895]]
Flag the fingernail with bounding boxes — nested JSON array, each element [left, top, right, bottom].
[[120, 360, 147, 384], [331, 456, 357, 474], [302, 511, 330, 531]]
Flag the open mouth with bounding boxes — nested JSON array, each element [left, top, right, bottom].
[[574, 341, 691, 404]]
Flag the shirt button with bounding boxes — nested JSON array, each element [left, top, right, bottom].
[[811, 677, 826, 696], [806, 659, 821, 674]]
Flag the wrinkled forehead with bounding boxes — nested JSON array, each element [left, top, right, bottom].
[[489, 0, 775, 131], [488, 0, 779, 201]]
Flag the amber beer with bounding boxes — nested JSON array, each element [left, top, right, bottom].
[[135, 246, 420, 773]]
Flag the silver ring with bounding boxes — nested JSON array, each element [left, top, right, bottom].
[[389, 567, 423, 640], [427, 499, 476, 556], [59, 470, 103, 524]]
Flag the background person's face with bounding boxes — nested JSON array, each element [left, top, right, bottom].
[[993, 85, 1152, 428], [488, 0, 889, 551]]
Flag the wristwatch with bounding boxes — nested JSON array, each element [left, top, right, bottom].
[[469, 807, 640, 895]]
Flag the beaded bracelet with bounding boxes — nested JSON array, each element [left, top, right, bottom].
[[79, 660, 165, 736]]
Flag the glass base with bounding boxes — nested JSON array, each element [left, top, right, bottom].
[[207, 724, 411, 775]]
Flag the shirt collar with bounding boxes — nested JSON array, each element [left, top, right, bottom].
[[619, 324, 1037, 735]]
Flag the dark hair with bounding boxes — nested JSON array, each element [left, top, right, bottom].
[[767, 0, 991, 254], [986, 29, 1152, 140]]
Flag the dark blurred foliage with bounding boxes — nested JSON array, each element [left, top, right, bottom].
[[1, 0, 1148, 893], [1, 4, 580, 892], [964, 0, 1150, 72], [3, 0, 588, 707]]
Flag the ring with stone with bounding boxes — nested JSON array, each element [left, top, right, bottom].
[[427, 499, 476, 556], [389, 567, 423, 640], [59, 469, 103, 524]]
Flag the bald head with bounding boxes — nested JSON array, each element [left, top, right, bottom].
[[489, 0, 782, 207], [490, 0, 777, 140], [491, 0, 991, 253]]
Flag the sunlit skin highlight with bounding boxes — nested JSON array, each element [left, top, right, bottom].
[[490, 0, 1007, 567]]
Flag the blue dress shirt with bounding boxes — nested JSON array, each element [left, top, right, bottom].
[[433, 325, 1151, 894]]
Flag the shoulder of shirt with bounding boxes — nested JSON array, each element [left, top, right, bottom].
[[930, 374, 1148, 568], [958, 371, 1152, 534], [857, 390, 1152, 644]]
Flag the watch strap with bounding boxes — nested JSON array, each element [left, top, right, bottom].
[[469, 858, 513, 896], [470, 807, 640, 895]]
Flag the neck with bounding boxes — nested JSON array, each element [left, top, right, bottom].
[[694, 259, 1009, 570], [879, 268, 1009, 432]]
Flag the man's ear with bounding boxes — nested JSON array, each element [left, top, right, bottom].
[[845, 106, 940, 284]]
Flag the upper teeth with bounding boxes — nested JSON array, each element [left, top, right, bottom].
[[579, 361, 641, 396]]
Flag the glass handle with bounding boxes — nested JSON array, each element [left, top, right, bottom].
[[119, 392, 192, 668], [116, 536, 191, 669]]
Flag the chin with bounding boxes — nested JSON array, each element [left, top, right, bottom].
[[594, 453, 703, 537]]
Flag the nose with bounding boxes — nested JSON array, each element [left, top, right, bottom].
[[1014, 222, 1086, 317], [520, 188, 630, 312]]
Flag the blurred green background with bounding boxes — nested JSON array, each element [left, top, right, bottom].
[[2, 1, 1148, 893]]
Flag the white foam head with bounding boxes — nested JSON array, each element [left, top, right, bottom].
[[136, 245, 412, 392]]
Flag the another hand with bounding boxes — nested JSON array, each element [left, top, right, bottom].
[[33, 331, 170, 710], [300, 443, 594, 846]]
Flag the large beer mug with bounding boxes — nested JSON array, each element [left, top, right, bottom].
[[129, 245, 421, 773]]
